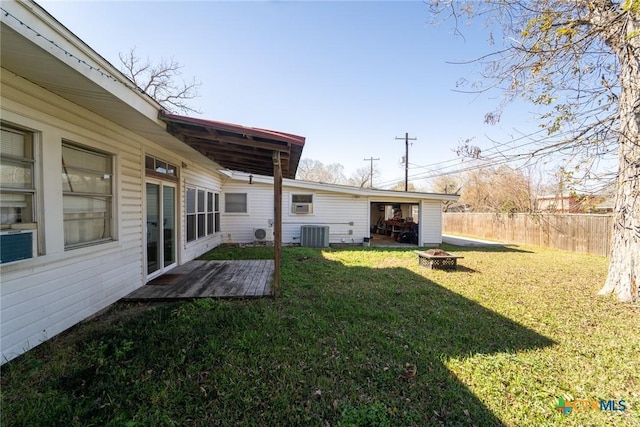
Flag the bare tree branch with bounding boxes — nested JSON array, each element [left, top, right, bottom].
[[118, 47, 202, 114]]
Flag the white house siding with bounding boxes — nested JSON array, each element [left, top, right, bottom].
[[420, 200, 443, 245], [221, 181, 274, 244], [0, 71, 223, 363], [0, 72, 147, 363], [282, 189, 369, 245], [221, 180, 370, 245]]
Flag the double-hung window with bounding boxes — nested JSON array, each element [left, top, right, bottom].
[[186, 188, 197, 242], [1, 124, 38, 263], [214, 193, 220, 233], [1, 125, 35, 227], [197, 189, 206, 239], [186, 187, 219, 242], [62, 142, 113, 248]]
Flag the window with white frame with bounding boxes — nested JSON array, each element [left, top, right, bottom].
[[1, 125, 35, 228], [224, 193, 247, 213], [62, 142, 113, 249], [1, 124, 38, 264], [291, 193, 313, 214], [197, 189, 206, 239], [214, 193, 220, 233], [145, 155, 177, 179], [207, 192, 220, 235], [186, 188, 196, 242], [186, 186, 219, 242]]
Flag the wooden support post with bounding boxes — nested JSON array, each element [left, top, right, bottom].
[[273, 151, 282, 297]]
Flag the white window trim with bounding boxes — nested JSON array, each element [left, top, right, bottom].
[[61, 141, 115, 250], [224, 192, 249, 215], [0, 123, 41, 263], [186, 185, 220, 243], [290, 193, 314, 215]]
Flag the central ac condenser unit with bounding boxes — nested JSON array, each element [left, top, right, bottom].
[[300, 225, 329, 247]]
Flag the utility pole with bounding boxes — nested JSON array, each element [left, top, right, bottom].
[[395, 132, 417, 191], [363, 157, 379, 188]]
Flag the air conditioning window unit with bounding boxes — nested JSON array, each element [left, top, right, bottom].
[[254, 227, 273, 242], [0, 229, 37, 264], [292, 203, 313, 214]]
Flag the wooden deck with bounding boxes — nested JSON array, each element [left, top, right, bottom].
[[123, 260, 273, 301]]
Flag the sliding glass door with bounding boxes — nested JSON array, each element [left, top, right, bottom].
[[146, 181, 176, 277]]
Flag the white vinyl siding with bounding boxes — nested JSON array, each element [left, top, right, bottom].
[[221, 181, 369, 245], [0, 72, 219, 364], [420, 200, 443, 245], [221, 175, 450, 247], [221, 181, 271, 242], [0, 74, 147, 364]]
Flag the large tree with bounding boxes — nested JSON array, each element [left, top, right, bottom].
[[295, 159, 347, 184], [458, 165, 534, 213], [430, 175, 463, 211], [347, 165, 381, 188], [296, 158, 383, 187], [431, 1, 639, 301]]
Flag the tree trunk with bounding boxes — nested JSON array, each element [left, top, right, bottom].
[[600, 140, 640, 302], [598, 11, 640, 302]]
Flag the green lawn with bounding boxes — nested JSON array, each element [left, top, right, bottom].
[[1, 244, 638, 426]]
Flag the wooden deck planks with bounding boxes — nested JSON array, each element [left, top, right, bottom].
[[245, 260, 269, 297], [247, 260, 265, 296], [256, 260, 273, 296], [123, 259, 274, 301]]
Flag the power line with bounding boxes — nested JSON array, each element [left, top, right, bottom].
[[395, 133, 417, 191], [363, 157, 379, 188], [0, 7, 140, 93], [407, 125, 554, 173], [377, 124, 614, 188]]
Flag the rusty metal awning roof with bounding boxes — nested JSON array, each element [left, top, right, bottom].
[[159, 112, 305, 179]]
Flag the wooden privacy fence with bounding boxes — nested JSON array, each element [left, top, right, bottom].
[[442, 213, 613, 256]]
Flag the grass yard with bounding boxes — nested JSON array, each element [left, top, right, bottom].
[[1, 244, 638, 426]]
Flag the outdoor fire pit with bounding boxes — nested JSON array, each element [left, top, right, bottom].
[[414, 249, 464, 270]]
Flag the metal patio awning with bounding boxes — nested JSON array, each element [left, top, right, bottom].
[[159, 112, 305, 179]]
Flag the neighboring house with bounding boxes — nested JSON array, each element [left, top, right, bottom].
[[536, 193, 609, 213], [0, 0, 457, 364], [594, 197, 615, 213]]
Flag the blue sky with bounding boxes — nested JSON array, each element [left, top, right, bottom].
[[41, 0, 544, 189]]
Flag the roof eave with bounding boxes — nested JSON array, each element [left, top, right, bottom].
[[228, 172, 460, 202]]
